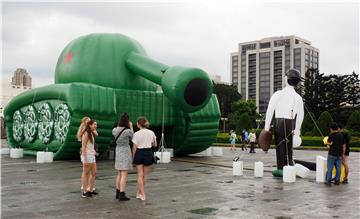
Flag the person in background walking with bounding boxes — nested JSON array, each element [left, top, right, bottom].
[[241, 129, 249, 151], [229, 130, 237, 152], [325, 122, 345, 186], [113, 113, 134, 201], [132, 117, 157, 201], [249, 129, 257, 153]]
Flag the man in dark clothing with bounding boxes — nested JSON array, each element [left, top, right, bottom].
[[325, 122, 346, 186], [340, 126, 351, 183], [241, 129, 248, 151]]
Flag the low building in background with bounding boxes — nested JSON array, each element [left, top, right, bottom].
[[1, 68, 32, 117], [210, 74, 222, 84]]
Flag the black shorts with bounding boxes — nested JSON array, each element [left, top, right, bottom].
[[134, 148, 153, 166]]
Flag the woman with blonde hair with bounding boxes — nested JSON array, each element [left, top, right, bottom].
[[113, 113, 133, 201], [77, 117, 90, 142], [80, 119, 98, 198], [77, 117, 98, 193], [132, 117, 157, 201]]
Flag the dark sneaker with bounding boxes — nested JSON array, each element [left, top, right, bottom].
[[324, 182, 331, 186], [90, 190, 98, 195], [118, 192, 130, 201], [82, 192, 92, 198], [334, 181, 340, 185], [343, 179, 348, 184]]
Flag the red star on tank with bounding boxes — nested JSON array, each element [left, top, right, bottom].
[[64, 52, 72, 63]]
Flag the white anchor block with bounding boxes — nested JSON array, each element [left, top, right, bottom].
[[155, 151, 171, 163], [0, 148, 10, 155], [164, 148, 174, 157], [10, 148, 23, 158], [233, 161, 243, 176], [37, 151, 46, 163], [212, 147, 223, 156], [254, 161, 264, 177], [44, 152, 54, 163], [295, 163, 310, 178], [283, 165, 296, 183], [316, 155, 327, 183]]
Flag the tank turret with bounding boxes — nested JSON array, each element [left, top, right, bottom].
[[55, 33, 212, 113]]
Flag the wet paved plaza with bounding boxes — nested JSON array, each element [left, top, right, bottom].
[[1, 145, 359, 219]]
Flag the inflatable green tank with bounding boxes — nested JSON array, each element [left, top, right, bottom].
[[4, 33, 220, 159]]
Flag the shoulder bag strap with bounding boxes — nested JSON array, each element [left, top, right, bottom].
[[115, 128, 128, 142]]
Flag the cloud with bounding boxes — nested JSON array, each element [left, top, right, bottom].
[[2, 1, 359, 86]]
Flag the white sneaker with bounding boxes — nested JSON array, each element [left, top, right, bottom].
[[81, 186, 95, 192], [136, 193, 145, 200]]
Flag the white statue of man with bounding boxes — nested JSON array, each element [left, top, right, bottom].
[[264, 68, 304, 177]]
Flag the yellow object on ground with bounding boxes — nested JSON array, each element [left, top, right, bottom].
[[332, 164, 345, 182]]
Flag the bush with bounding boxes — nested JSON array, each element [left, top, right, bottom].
[[255, 129, 262, 138], [236, 113, 251, 133], [301, 112, 316, 135], [304, 131, 314, 136], [216, 132, 237, 143], [349, 130, 360, 137], [346, 110, 360, 132], [313, 111, 332, 136]]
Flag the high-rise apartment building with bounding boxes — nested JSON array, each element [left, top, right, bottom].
[[231, 36, 319, 113]]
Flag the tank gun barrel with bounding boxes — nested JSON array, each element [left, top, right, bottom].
[[125, 52, 213, 113]]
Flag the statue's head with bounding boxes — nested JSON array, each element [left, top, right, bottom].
[[285, 68, 302, 87]]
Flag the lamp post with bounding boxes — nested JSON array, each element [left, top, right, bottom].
[[220, 117, 228, 133]]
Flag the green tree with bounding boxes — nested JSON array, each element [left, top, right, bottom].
[[303, 68, 326, 118], [322, 74, 347, 115], [346, 110, 360, 131], [228, 100, 257, 129], [313, 111, 333, 136], [345, 72, 360, 108], [301, 112, 316, 135], [213, 83, 242, 118], [235, 113, 251, 132]]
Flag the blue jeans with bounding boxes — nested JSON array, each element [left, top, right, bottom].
[[325, 154, 342, 183]]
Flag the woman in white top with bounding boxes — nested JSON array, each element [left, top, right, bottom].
[[79, 119, 98, 198], [132, 117, 157, 201], [249, 129, 257, 153]]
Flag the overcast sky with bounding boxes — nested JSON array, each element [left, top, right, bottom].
[[2, 1, 359, 87]]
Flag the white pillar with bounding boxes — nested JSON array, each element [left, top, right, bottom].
[[283, 165, 296, 183], [36, 151, 46, 163], [316, 155, 327, 183], [233, 161, 243, 176], [254, 161, 264, 177]]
